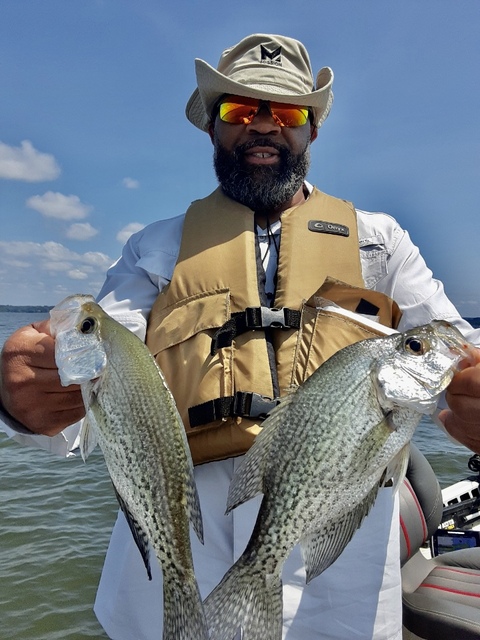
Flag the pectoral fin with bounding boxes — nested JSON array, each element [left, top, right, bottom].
[[78, 381, 102, 461], [384, 444, 410, 494], [78, 414, 98, 462]]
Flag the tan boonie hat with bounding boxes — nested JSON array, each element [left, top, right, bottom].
[[186, 34, 334, 132]]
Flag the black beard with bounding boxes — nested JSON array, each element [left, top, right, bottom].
[[213, 137, 311, 213]]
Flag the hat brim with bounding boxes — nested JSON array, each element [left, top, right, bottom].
[[186, 59, 334, 132]]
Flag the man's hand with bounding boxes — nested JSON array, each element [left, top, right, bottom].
[[439, 347, 480, 453], [0, 319, 85, 435]]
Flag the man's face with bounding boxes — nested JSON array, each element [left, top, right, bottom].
[[209, 98, 317, 213]]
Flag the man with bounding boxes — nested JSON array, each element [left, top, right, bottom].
[[1, 34, 480, 640]]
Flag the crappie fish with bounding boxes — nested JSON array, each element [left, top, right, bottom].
[[50, 294, 209, 640], [204, 320, 474, 640]]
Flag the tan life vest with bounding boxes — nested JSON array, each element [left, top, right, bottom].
[[146, 187, 401, 464]]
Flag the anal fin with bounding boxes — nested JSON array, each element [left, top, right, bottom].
[[112, 483, 152, 580], [301, 482, 380, 583]]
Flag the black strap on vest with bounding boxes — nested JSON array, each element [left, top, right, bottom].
[[211, 306, 301, 355], [189, 391, 280, 428]]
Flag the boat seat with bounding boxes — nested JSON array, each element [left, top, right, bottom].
[[400, 443, 480, 640]]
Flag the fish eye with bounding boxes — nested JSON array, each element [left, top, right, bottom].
[[404, 336, 426, 355], [80, 317, 97, 334]]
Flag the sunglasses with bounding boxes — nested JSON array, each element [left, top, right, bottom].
[[218, 96, 310, 128]]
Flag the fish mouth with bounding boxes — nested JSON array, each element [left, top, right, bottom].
[[54, 328, 107, 386], [376, 320, 477, 416], [50, 294, 106, 386], [433, 320, 477, 371]]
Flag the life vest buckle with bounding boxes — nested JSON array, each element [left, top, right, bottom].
[[189, 391, 280, 427], [259, 307, 291, 329], [211, 306, 301, 355], [236, 391, 280, 419]]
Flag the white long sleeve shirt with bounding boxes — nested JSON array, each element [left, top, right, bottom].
[[2, 187, 479, 640]]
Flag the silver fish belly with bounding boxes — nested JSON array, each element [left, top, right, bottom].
[[203, 320, 474, 640], [50, 294, 209, 640]]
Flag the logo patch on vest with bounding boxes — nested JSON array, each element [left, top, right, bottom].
[[260, 45, 282, 66], [308, 220, 350, 237]]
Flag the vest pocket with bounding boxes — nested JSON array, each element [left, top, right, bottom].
[[291, 279, 402, 385], [148, 288, 231, 352], [294, 306, 390, 383], [147, 289, 233, 430]]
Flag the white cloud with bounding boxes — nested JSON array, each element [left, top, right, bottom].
[[116, 222, 145, 244], [42, 241, 80, 261], [26, 191, 93, 220], [43, 261, 75, 272], [0, 240, 111, 272], [0, 240, 75, 261], [66, 222, 99, 240], [3, 258, 30, 268], [0, 140, 61, 182], [68, 269, 90, 280], [82, 251, 112, 269], [0, 240, 113, 305], [122, 177, 140, 189]]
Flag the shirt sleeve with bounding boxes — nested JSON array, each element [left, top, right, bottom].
[[0, 414, 83, 458], [359, 210, 480, 345]]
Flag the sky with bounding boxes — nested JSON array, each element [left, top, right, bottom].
[[1, 0, 479, 315]]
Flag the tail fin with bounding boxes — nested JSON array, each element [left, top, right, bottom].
[[204, 558, 283, 640], [163, 575, 209, 640]]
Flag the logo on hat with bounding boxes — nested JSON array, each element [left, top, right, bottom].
[[260, 45, 282, 67]]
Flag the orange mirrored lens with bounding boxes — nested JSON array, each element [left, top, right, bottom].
[[219, 98, 309, 127]]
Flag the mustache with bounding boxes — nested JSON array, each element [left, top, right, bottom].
[[234, 138, 289, 158]]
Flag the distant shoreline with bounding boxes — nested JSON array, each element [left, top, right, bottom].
[[0, 305, 53, 313], [0, 306, 479, 328]]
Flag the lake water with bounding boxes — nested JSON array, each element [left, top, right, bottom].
[[0, 311, 477, 639], [0, 312, 116, 639]]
